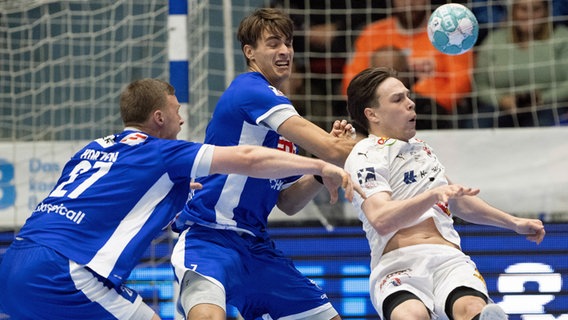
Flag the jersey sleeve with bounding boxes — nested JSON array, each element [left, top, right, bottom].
[[158, 140, 212, 182], [345, 141, 392, 209], [239, 80, 299, 131]]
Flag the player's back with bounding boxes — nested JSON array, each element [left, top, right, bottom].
[[18, 130, 201, 285]]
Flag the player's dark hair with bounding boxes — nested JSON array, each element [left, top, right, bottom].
[[120, 78, 175, 126], [346, 67, 398, 133], [237, 8, 294, 66]]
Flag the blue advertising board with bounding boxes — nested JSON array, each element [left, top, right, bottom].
[[1, 223, 566, 319]]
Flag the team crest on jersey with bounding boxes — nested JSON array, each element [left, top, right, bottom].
[[120, 132, 148, 146], [357, 167, 379, 188], [268, 85, 286, 97]]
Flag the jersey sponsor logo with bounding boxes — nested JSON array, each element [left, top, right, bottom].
[[436, 202, 452, 217], [276, 136, 296, 154], [357, 167, 379, 188], [379, 268, 411, 291], [267, 85, 286, 97], [95, 134, 117, 147], [33, 202, 86, 224], [423, 145, 432, 157], [269, 178, 284, 191], [403, 170, 417, 184], [120, 132, 148, 146]]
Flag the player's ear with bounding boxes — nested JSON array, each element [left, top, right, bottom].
[[153, 109, 165, 125], [364, 107, 378, 122], [243, 44, 254, 61]]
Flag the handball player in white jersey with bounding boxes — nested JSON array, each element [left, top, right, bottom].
[[171, 8, 360, 320], [343, 68, 546, 320], [0, 79, 357, 320]]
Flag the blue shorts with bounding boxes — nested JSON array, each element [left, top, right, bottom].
[[0, 238, 150, 320], [172, 225, 335, 319]]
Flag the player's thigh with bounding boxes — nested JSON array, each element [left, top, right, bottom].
[[171, 227, 246, 288], [434, 257, 489, 310], [0, 239, 153, 319], [240, 247, 338, 320]]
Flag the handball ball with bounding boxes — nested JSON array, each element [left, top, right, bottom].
[[427, 3, 479, 55]]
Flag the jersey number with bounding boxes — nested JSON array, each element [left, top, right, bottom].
[[49, 160, 112, 199]]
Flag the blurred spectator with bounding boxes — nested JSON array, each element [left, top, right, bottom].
[[472, 0, 568, 44], [369, 46, 452, 129], [269, 0, 387, 129], [474, 0, 568, 127], [342, 0, 474, 121]]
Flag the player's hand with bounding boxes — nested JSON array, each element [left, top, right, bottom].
[[320, 163, 365, 204], [331, 119, 356, 140], [432, 184, 480, 203], [514, 218, 546, 245], [190, 182, 203, 190]]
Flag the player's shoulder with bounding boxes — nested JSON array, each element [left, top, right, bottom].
[[231, 72, 288, 99]]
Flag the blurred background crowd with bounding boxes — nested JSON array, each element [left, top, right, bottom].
[[269, 0, 568, 130]]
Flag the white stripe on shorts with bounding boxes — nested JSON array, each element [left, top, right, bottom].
[[69, 260, 144, 319]]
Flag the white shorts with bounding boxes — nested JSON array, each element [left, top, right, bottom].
[[370, 244, 489, 320]]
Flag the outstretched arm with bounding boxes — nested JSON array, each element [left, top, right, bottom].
[[449, 195, 545, 244], [209, 145, 362, 203], [277, 115, 356, 167], [276, 119, 361, 215]]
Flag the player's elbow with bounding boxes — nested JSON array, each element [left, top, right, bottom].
[[369, 215, 397, 235]]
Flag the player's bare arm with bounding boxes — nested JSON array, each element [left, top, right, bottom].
[[277, 115, 356, 167], [449, 195, 545, 244], [209, 145, 360, 203], [362, 184, 479, 235], [277, 175, 327, 215]]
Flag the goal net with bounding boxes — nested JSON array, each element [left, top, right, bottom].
[[188, 0, 568, 133], [0, 0, 169, 141]]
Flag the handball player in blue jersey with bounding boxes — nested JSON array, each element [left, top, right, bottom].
[[0, 78, 358, 320], [170, 8, 360, 320], [344, 68, 546, 320]]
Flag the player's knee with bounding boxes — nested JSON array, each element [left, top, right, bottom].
[[384, 291, 429, 320], [445, 286, 487, 320], [179, 270, 226, 318]]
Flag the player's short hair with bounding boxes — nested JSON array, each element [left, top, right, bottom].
[[237, 8, 294, 65], [346, 67, 398, 133], [120, 78, 175, 126]]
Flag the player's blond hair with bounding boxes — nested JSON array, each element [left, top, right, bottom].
[[120, 79, 175, 126]]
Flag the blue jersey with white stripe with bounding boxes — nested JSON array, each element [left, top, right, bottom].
[[176, 72, 300, 237], [17, 130, 211, 286]]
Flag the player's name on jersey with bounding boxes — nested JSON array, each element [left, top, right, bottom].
[[79, 149, 119, 162]]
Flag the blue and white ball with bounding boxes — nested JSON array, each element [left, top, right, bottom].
[[427, 3, 479, 55]]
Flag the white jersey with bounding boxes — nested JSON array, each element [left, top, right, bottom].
[[344, 135, 461, 269]]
